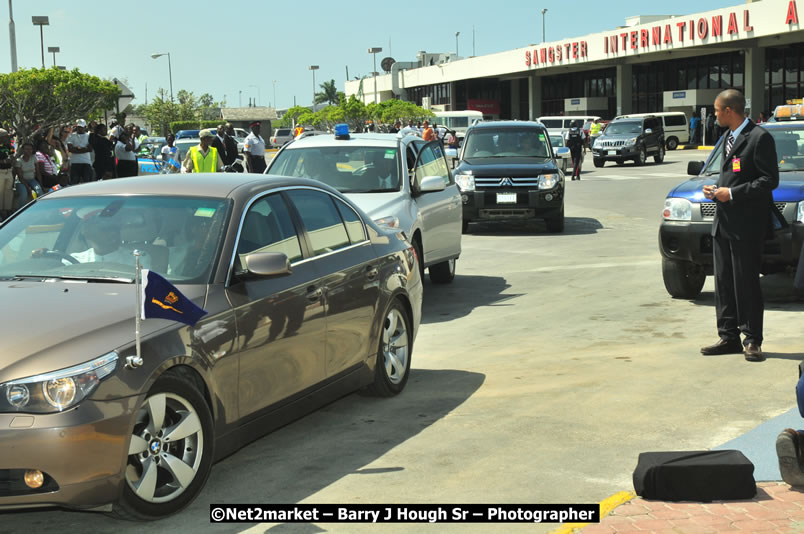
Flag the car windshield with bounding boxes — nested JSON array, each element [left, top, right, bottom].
[[605, 121, 642, 135], [702, 128, 804, 175], [0, 196, 229, 284], [463, 129, 551, 158], [268, 146, 402, 193]]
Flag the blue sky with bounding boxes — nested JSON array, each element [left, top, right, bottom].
[[4, 0, 736, 109]]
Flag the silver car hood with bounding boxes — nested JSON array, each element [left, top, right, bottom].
[[344, 192, 418, 235], [0, 281, 205, 383]]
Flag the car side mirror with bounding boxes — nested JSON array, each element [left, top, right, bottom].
[[645, 128, 653, 135], [244, 252, 291, 276], [687, 161, 705, 176], [556, 147, 570, 157], [420, 175, 446, 193]]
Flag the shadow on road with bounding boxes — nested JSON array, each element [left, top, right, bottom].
[[421, 274, 520, 324], [0, 369, 485, 534], [689, 274, 804, 311], [466, 216, 603, 236]]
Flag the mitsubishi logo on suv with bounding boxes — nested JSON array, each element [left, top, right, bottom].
[[499, 177, 514, 187]]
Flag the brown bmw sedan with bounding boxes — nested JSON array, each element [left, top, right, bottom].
[[0, 174, 422, 519]]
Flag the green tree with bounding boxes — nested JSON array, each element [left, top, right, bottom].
[[0, 67, 120, 143], [140, 88, 179, 136], [315, 79, 340, 106], [278, 105, 313, 128]]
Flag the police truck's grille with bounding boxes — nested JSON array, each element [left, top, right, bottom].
[[699, 202, 786, 219]]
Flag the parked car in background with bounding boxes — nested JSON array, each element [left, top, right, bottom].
[[270, 128, 294, 148], [549, 134, 572, 173], [659, 120, 804, 298], [615, 111, 689, 150], [592, 116, 665, 167], [0, 173, 422, 519], [537, 115, 601, 138], [175, 130, 202, 140], [454, 120, 565, 233], [266, 127, 462, 283]]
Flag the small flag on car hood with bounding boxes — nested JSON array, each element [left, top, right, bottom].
[[140, 269, 207, 326]]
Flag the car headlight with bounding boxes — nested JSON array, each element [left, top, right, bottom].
[[374, 216, 400, 229], [798, 201, 804, 223], [454, 171, 475, 192], [627, 137, 639, 146], [538, 173, 560, 190], [0, 352, 118, 413], [663, 198, 693, 221]]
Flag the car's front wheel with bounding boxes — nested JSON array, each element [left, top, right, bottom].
[[662, 257, 706, 299], [593, 158, 604, 168], [113, 374, 214, 520], [429, 258, 456, 283], [365, 299, 412, 397], [654, 146, 665, 164], [635, 147, 647, 166], [545, 207, 565, 233]]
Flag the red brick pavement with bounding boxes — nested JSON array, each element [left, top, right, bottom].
[[581, 483, 804, 533]]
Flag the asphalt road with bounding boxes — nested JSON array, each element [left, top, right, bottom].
[[2, 149, 803, 534]]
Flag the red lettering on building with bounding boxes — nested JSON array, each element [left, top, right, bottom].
[[652, 26, 661, 45], [677, 21, 686, 41], [689, 20, 695, 40], [580, 41, 587, 57], [525, 50, 531, 67], [630, 30, 638, 49], [697, 18, 708, 39], [640, 29, 649, 47], [744, 10, 753, 31], [556, 45, 562, 61], [786, 1, 799, 24], [620, 32, 628, 50], [572, 42, 579, 58], [664, 24, 673, 44], [540, 48, 547, 63], [610, 35, 618, 53], [533, 49, 539, 64], [564, 43, 571, 58], [727, 12, 739, 34], [547, 47, 554, 62], [712, 15, 722, 37]]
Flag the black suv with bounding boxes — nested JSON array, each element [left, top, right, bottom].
[[453, 121, 566, 233], [592, 116, 665, 167]]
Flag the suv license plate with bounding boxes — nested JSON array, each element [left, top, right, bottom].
[[607, 150, 617, 155], [496, 193, 517, 204]]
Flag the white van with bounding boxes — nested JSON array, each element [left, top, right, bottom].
[[434, 110, 484, 140], [614, 112, 689, 150], [536, 115, 600, 137]]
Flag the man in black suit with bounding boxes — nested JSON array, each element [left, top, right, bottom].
[[701, 89, 779, 362], [212, 124, 238, 167]]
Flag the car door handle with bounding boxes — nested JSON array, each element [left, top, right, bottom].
[[365, 266, 378, 280], [306, 287, 322, 302]]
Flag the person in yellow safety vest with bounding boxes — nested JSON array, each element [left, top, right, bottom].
[[181, 129, 224, 173], [589, 118, 603, 149]]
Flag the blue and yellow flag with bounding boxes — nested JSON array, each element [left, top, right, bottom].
[[140, 270, 207, 326]]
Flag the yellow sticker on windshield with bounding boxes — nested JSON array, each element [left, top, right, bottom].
[[194, 207, 216, 218]]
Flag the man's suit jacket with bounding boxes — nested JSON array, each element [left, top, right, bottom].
[[211, 137, 228, 165], [711, 121, 779, 242], [222, 135, 238, 165]]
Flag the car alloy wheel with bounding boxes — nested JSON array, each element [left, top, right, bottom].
[[115, 374, 214, 519], [654, 146, 665, 163], [636, 148, 646, 166], [365, 299, 412, 397]]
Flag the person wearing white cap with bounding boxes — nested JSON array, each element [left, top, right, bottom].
[[182, 129, 224, 173], [67, 119, 93, 184]]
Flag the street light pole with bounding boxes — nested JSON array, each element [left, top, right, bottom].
[[8, 0, 17, 72], [272, 80, 277, 109], [541, 9, 547, 43], [47, 46, 59, 66], [455, 32, 460, 57], [368, 47, 382, 105], [31, 16, 49, 69], [308, 65, 319, 110], [150, 52, 173, 102], [250, 84, 261, 106]]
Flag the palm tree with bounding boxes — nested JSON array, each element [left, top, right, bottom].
[[315, 79, 339, 105]]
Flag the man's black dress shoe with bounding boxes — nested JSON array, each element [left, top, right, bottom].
[[700, 338, 743, 355], [744, 343, 765, 362]]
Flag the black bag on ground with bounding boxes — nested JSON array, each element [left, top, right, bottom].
[[633, 450, 756, 501]]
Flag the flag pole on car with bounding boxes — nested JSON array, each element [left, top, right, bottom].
[[128, 250, 145, 369]]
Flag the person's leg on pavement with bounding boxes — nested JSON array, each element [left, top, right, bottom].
[[712, 231, 741, 343], [731, 237, 764, 348]]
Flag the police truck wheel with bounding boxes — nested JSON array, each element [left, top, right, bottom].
[[593, 158, 604, 168], [662, 257, 706, 299]]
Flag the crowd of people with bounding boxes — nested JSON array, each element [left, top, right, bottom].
[[0, 112, 155, 219]]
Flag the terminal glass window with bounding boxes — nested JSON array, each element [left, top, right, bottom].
[[766, 43, 804, 116]]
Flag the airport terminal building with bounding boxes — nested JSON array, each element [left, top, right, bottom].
[[344, 0, 804, 120]]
